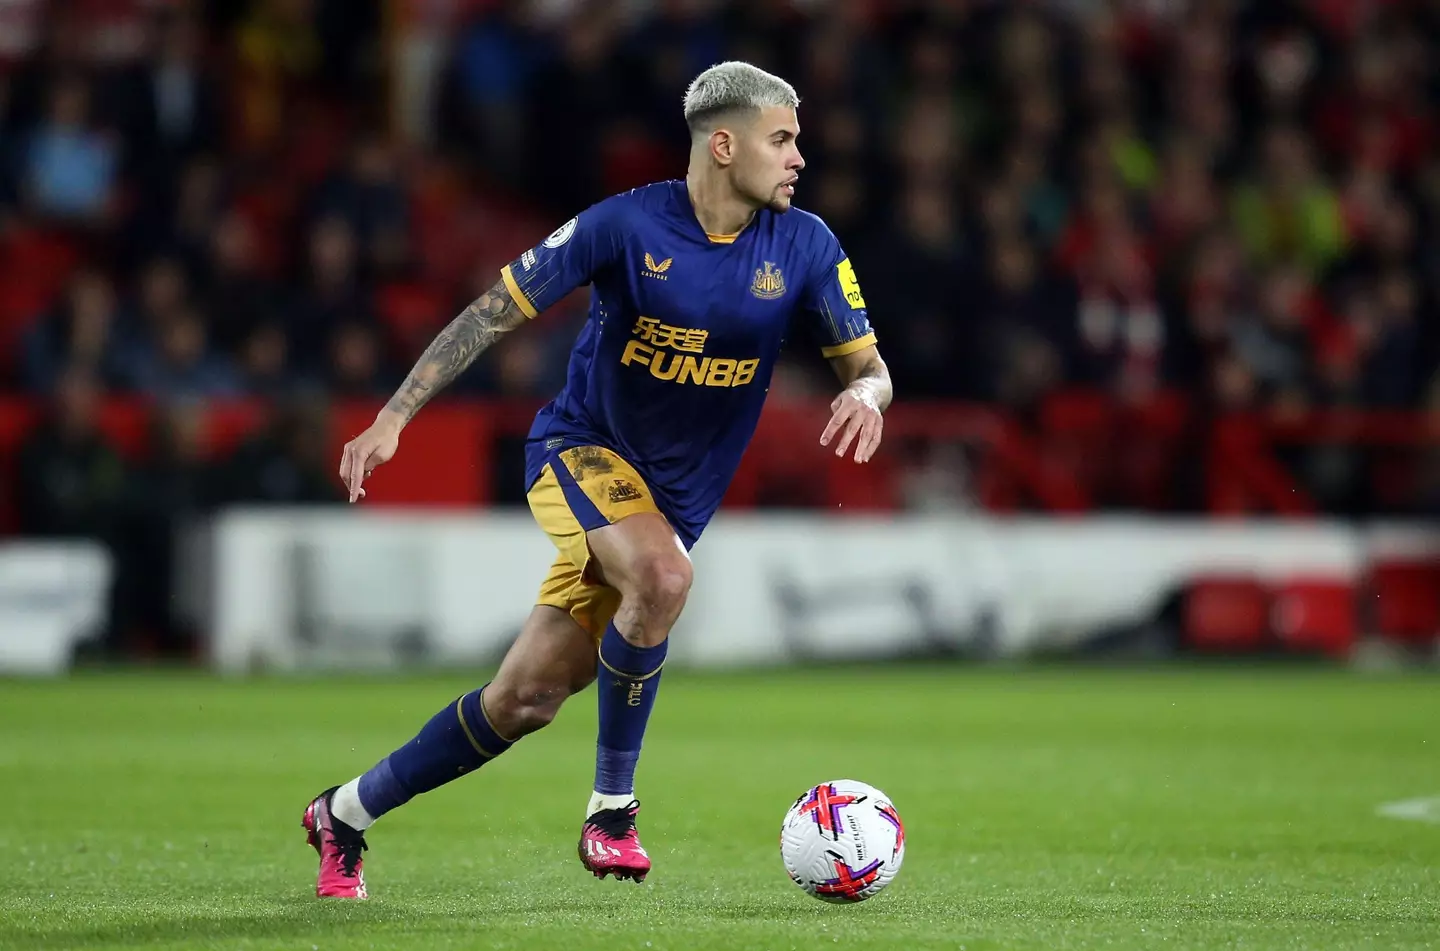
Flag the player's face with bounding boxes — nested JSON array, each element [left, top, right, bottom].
[[738, 106, 804, 213]]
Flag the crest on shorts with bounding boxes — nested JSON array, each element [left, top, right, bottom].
[[750, 261, 786, 300], [608, 479, 643, 504]]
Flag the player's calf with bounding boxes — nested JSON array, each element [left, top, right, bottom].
[[327, 686, 516, 828], [483, 671, 588, 738], [483, 605, 601, 738]]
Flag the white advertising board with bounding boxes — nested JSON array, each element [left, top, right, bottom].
[[190, 509, 1381, 675]]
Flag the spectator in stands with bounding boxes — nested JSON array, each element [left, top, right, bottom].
[[129, 154, 227, 277], [326, 321, 394, 398], [999, 143, 1068, 251], [309, 135, 411, 280], [1361, 270, 1423, 408], [1150, 136, 1222, 256], [1230, 124, 1346, 278], [976, 233, 1074, 408], [14, 366, 126, 539], [1211, 352, 1259, 412], [806, 163, 866, 253], [488, 336, 567, 400], [288, 215, 375, 369], [201, 208, 282, 355], [115, 7, 222, 204], [126, 307, 242, 400], [22, 268, 143, 394], [1231, 264, 1319, 409], [1314, 33, 1433, 179], [522, 8, 623, 216], [213, 395, 342, 506], [20, 75, 118, 225], [1163, 228, 1247, 394], [131, 255, 191, 340], [854, 177, 972, 398], [233, 0, 323, 151], [237, 322, 293, 398], [444, 0, 545, 179], [118, 399, 216, 657]]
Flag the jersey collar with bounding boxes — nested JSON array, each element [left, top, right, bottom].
[[672, 179, 755, 246]]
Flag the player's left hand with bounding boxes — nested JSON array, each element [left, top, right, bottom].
[[820, 387, 883, 463]]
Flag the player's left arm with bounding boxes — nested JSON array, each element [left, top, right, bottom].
[[801, 227, 891, 464], [820, 343, 892, 464]]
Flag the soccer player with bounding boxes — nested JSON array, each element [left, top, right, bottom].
[[302, 61, 892, 899]]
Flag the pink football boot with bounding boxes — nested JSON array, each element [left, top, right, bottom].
[[301, 787, 369, 899], [577, 800, 651, 882]]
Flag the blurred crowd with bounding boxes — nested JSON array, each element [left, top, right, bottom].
[[4, 0, 1440, 651], [4, 0, 1440, 411]]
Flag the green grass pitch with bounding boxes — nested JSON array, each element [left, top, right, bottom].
[[2, 665, 1438, 950]]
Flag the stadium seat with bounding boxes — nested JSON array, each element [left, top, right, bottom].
[[97, 400, 154, 461], [0, 275, 57, 368], [1367, 559, 1440, 644], [0, 230, 76, 372], [1041, 389, 1116, 501], [199, 401, 269, 459], [1182, 576, 1270, 652], [1272, 578, 1357, 657], [0, 399, 41, 533], [1117, 391, 1192, 509], [2, 229, 79, 293]]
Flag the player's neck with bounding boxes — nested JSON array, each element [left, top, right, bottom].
[[684, 171, 757, 239]]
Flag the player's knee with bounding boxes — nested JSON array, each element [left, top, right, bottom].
[[488, 676, 570, 736], [630, 553, 692, 618]]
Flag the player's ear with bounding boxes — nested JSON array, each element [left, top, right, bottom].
[[709, 129, 735, 166]]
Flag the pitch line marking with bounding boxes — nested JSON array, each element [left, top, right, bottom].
[[1375, 796, 1440, 824]]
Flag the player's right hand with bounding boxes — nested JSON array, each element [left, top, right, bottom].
[[339, 416, 402, 503]]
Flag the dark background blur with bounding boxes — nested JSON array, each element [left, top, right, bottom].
[[3, 0, 1440, 657]]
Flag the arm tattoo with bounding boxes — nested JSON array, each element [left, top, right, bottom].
[[385, 278, 528, 422]]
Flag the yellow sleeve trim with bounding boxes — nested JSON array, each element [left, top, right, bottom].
[[821, 332, 877, 359], [500, 264, 538, 319]]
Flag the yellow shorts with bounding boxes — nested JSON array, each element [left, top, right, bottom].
[[527, 445, 663, 642]]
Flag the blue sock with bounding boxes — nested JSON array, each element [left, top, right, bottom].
[[356, 685, 513, 820], [595, 621, 667, 796]]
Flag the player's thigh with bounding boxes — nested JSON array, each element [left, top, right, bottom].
[[585, 513, 691, 596], [526, 444, 687, 596], [493, 604, 600, 700]]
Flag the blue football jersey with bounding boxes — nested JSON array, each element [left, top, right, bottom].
[[503, 180, 876, 547]]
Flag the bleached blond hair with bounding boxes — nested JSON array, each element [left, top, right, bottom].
[[682, 61, 800, 134]]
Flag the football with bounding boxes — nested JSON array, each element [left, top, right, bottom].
[[779, 780, 906, 903]]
